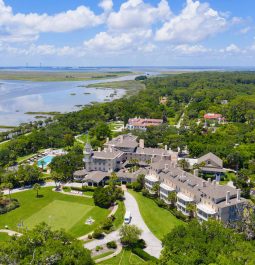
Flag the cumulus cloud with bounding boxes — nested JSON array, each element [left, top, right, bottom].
[[83, 29, 152, 53], [220, 44, 241, 53], [155, 0, 227, 43], [0, 0, 103, 43], [99, 0, 113, 12], [107, 0, 171, 30], [172, 44, 210, 55]]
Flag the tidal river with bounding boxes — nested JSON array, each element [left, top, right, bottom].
[[0, 74, 138, 127]]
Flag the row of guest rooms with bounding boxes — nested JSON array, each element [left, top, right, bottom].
[[145, 174, 241, 222]]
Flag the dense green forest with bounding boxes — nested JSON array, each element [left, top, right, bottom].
[[0, 72, 255, 179]]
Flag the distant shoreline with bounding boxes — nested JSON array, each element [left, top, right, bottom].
[[0, 71, 136, 82]]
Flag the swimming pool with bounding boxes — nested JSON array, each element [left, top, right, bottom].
[[37, 155, 54, 168]]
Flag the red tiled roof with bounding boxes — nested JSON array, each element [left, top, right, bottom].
[[204, 113, 222, 119], [128, 118, 163, 127]]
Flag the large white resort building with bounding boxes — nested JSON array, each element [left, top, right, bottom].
[[74, 133, 246, 223], [145, 160, 245, 223]]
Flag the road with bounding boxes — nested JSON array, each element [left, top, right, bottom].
[[84, 191, 162, 258], [124, 191, 162, 258]]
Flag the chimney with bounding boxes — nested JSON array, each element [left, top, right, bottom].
[[165, 145, 168, 151], [208, 178, 211, 183], [98, 147, 101, 152], [202, 181, 206, 187], [194, 169, 199, 177], [164, 164, 168, 170], [237, 189, 241, 201], [120, 135, 123, 143], [106, 137, 109, 143], [226, 191, 230, 204], [212, 180, 216, 185], [139, 139, 144, 149]]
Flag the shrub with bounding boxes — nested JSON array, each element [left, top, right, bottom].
[[71, 186, 96, 192], [101, 217, 113, 231], [169, 208, 188, 222], [0, 198, 20, 215], [107, 241, 117, 249], [96, 246, 103, 252], [92, 228, 104, 239], [132, 181, 143, 192], [63, 186, 71, 192], [126, 183, 132, 189], [154, 198, 167, 208], [132, 248, 157, 262]]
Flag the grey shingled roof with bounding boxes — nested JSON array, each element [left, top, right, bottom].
[[73, 169, 88, 177], [106, 134, 138, 149], [154, 162, 238, 203], [84, 171, 110, 183], [136, 147, 171, 156], [93, 149, 124, 160], [197, 152, 223, 167]]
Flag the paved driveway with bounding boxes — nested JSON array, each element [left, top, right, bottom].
[[84, 191, 162, 258], [124, 191, 162, 258]]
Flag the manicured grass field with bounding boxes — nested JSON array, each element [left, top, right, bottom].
[[129, 190, 184, 240], [98, 250, 145, 265], [24, 200, 93, 230], [0, 232, 11, 242], [0, 187, 109, 237]]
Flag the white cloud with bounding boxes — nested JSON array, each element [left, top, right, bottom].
[[172, 44, 210, 55], [99, 0, 113, 12], [155, 0, 227, 43], [107, 0, 171, 30], [226, 44, 240, 52], [0, 0, 103, 43], [240, 27, 251, 34], [84, 29, 152, 53]]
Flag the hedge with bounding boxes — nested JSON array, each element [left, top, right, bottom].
[[132, 248, 158, 262]]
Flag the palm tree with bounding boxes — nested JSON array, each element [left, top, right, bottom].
[[40, 160, 46, 171], [33, 183, 41, 198], [186, 203, 196, 219], [168, 191, 177, 207], [152, 183, 160, 197], [178, 159, 190, 171], [5, 183, 13, 199]]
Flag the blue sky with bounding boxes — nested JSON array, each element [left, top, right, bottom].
[[0, 0, 255, 66]]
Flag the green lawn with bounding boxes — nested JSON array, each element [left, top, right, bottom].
[[0, 232, 11, 242], [93, 251, 114, 261], [129, 190, 184, 240], [0, 187, 109, 237], [98, 250, 145, 265], [112, 200, 125, 229]]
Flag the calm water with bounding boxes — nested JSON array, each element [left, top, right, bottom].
[[0, 75, 139, 126]]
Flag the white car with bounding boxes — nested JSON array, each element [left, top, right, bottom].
[[124, 211, 131, 224]]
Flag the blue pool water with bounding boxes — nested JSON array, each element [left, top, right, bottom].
[[37, 155, 54, 167]]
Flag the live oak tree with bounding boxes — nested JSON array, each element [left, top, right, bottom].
[[0, 223, 94, 265], [119, 224, 142, 246]]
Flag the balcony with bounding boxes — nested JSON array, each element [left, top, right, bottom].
[[196, 203, 217, 221]]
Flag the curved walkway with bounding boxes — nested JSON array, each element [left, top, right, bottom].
[[124, 191, 162, 258], [0, 229, 22, 237], [95, 243, 122, 264]]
